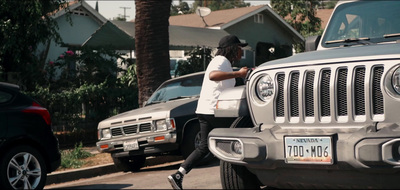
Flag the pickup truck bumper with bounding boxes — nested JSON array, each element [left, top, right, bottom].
[[96, 131, 178, 157], [209, 123, 400, 188]]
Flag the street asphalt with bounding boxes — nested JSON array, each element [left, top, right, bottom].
[[45, 146, 183, 186]]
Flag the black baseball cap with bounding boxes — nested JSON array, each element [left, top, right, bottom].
[[217, 34, 248, 49]]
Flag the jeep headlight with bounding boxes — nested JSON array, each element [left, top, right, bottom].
[[392, 67, 400, 94], [100, 128, 111, 139], [255, 74, 274, 101]]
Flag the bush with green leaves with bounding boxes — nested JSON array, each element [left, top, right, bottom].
[[24, 48, 139, 142], [174, 46, 212, 77], [60, 142, 93, 169]]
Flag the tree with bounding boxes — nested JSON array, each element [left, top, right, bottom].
[[271, 0, 322, 37], [171, 0, 192, 16], [174, 46, 212, 77], [135, 0, 172, 106], [0, 0, 69, 86], [192, 0, 250, 11]]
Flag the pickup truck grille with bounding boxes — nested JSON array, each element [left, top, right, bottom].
[[275, 65, 384, 121], [110, 122, 152, 137]]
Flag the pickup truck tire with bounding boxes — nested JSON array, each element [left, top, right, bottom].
[[220, 115, 261, 189], [181, 122, 215, 166], [112, 155, 146, 172]]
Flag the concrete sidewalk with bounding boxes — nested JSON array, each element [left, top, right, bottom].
[[45, 147, 183, 186], [46, 146, 117, 186]]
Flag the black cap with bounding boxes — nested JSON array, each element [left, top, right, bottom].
[[217, 35, 248, 49]]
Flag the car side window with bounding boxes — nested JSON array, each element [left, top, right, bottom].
[[0, 90, 13, 104]]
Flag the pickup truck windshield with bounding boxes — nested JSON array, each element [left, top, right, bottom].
[[322, 1, 400, 48], [145, 74, 203, 106]]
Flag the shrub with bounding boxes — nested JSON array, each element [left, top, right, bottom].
[[23, 47, 139, 147], [60, 142, 92, 169]]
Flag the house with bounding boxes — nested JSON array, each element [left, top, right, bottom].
[[316, 9, 334, 29], [37, 0, 107, 65], [82, 20, 231, 72], [83, 4, 304, 70], [169, 5, 305, 67]]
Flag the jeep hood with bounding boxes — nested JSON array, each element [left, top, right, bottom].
[[97, 97, 198, 129], [256, 43, 400, 72]]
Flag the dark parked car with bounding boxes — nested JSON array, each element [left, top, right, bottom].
[[96, 71, 241, 172], [0, 82, 61, 189]]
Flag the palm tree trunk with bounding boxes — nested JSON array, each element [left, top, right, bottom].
[[135, 0, 172, 106]]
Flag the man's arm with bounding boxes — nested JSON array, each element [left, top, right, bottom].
[[209, 67, 248, 81]]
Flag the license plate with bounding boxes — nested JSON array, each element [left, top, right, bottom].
[[123, 139, 139, 151], [284, 136, 333, 164]]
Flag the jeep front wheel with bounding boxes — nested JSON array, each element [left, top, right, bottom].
[[219, 115, 262, 189], [112, 155, 146, 172], [220, 160, 261, 189]]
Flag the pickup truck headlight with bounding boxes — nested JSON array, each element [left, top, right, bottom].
[[155, 119, 176, 131], [255, 74, 274, 102], [100, 128, 111, 139], [155, 119, 168, 131], [392, 66, 400, 94]]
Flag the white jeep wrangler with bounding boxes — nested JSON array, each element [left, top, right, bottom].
[[208, 0, 400, 189]]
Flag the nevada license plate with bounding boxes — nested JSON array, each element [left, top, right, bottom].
[[284, 136, 333, 164], [123, 139, 139, 151]]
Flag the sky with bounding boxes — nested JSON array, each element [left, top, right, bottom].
[[85, 0, 270, 21]]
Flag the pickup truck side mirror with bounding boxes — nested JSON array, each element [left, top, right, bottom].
[[305, 35, 321, 52]]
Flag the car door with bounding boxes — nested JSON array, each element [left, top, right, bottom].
[[0, 88, 14, 138]]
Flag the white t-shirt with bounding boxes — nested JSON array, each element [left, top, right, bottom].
[[195, 55, 235, 115]]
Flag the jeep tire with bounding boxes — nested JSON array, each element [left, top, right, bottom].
[[220, 116, 262, 189], [220, 160, 262, 189]]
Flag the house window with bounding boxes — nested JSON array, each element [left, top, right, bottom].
[[254, 14, 264, 24], [72, 8, 89, 16]]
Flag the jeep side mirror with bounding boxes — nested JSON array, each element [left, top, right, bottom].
[[305, 35, 321, 52]]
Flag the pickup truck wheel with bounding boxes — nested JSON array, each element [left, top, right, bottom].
[[112, 155, 146, 172], [220, 160, 261, 189], [181, 123, 215, 165], [0, 145, 47, 190]]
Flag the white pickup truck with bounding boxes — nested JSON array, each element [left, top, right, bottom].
[[208, 0, 400, 189]]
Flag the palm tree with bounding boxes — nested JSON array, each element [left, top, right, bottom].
[[135, 0, 172, 106]]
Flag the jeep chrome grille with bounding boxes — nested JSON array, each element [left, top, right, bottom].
[[274, 65, 384, 122]]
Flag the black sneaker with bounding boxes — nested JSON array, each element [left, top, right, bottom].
[[167, 171, 183, 190]]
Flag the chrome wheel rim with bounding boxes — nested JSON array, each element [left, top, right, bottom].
[[7, 152, 42, 189]]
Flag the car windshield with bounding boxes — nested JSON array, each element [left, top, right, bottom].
[[322, 1, 400, 48], [145, 74, 203, 106]]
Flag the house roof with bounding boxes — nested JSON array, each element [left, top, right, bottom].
[[82, 20, 230, 50], [52, 0, 107, 25], [169, 5, 267, 29], [169, 5, 304, 43]]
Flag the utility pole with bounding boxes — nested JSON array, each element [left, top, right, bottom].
[[120, 6, 131, 21]]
